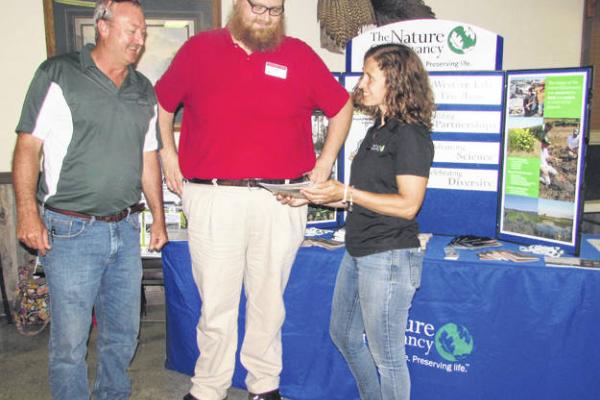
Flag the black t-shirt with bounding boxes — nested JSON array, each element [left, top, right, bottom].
[[345, 118, 434, 257]]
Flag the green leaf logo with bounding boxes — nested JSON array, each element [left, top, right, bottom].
[[448, 26, 477, 54]]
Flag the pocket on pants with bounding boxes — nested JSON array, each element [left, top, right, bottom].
[[126, 213, 141, 230], [44, 213, 88, 239], [408, 248, 424, 288]]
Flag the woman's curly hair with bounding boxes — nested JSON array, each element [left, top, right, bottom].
[[352, 43, 435, 130]]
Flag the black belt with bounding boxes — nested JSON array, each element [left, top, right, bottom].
[[189, 177, 306, 187], [44, 203, 145, 222]]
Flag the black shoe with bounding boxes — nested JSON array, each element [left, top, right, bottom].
[[248, 389, 282, 400]]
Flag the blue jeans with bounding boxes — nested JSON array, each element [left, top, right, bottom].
[[330, 248, 423, 400], [41, 209, 142, 400]]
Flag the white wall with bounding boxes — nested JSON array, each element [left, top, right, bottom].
[[0, 1, 47, 173], [0, 0, 585, 172], [426, 0, 584, 70]]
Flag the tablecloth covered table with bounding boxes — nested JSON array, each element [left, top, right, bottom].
[[161, 235, 600, 400]]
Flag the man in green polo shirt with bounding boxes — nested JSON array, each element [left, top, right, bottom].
[[12, 1, 167, 399]]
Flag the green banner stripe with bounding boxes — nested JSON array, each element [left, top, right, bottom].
[[55, 0, 95, 8]]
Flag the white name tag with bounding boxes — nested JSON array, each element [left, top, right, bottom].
[[265, 62, 288, 79]]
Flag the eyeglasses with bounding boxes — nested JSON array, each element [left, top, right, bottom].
[[246, 0, 284, 17]]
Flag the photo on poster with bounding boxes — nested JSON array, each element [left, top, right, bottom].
[[308, 111, 339, 226], [498, 69, 590, 254], [538, 118, 580, 202], [507, 77, 545, 117], [502, 195, 574, 243]]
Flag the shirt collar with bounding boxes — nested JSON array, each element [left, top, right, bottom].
[[375, 116, 400, 131], [79, 43, 138, 84], [80, 43, 97, 70]]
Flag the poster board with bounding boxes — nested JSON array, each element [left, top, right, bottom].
[[497, 68, 592, 255], [340, 71, 505, 237], [342, 19, 504, 236], [418, 71, 505, 237]]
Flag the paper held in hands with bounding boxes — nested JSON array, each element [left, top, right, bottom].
[[259, 181, 314, 198]]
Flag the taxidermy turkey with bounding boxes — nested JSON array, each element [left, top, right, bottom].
[[317, 0, 436, 52], [371, 0, 435, 26]]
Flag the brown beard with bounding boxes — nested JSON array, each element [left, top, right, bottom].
[[227, 2, 285, 52]]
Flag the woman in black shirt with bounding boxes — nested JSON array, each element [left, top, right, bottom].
[[302, 43, 434, 400]]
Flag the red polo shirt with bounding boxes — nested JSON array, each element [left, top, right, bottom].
[[155, 28, 349, 179]]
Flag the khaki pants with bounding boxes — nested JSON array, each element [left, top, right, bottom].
[[183, 183, 307, 400]]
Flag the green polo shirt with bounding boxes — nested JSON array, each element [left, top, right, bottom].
[[16, 44, 159, 216]]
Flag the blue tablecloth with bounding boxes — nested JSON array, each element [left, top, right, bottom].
[[161, 235, 600, 400]]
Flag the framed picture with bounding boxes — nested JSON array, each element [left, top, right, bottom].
[[43, 0, 220, 57], [497, 68, 592, 255], [42, 0, 220, 123]]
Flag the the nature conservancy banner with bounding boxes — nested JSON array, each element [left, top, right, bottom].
[[346, 19, 503, 73]]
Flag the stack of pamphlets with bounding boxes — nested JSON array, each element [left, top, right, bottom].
[[478, 250, 539, 262], [302, 237, 344, 250], [443, 246, 459, 260], [448, 235, 501, 250], [544, 257, 600, 269]]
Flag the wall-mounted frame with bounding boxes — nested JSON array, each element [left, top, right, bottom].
[[42, 0, 220, 124], [497, 67, 592, 255], [43, 0, 220, 57]]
